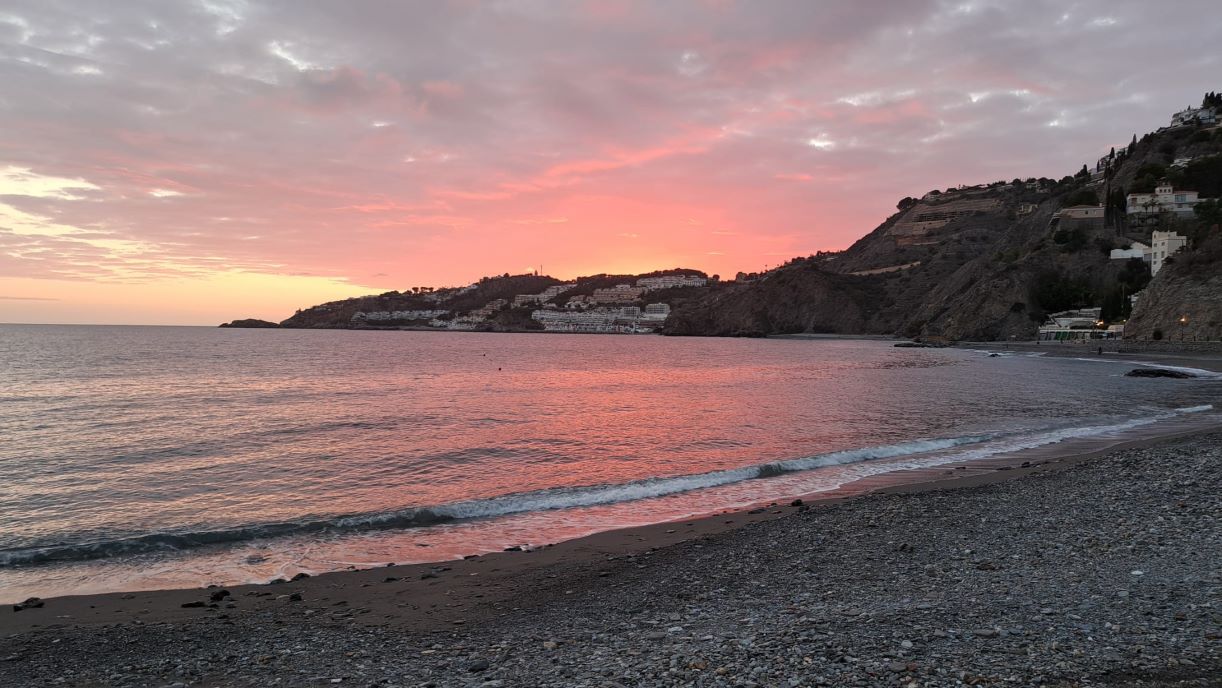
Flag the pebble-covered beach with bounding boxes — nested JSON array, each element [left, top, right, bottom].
[[3, 432, 1219, 687]]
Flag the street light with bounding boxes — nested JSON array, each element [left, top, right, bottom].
[[1179, 315, 1188, 341]]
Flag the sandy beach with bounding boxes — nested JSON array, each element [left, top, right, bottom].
[[3, 421, 1219, 687]]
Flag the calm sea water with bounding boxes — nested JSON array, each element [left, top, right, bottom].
[[1, 325, 1218, 601]]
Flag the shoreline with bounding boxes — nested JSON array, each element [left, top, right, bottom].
[[3, 425, 1219, 686], [954, 339, 1222, 373], [3, 415, 1216, 634]]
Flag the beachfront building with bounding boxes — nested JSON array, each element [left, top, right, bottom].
[[352, 309, 449, 322], [1150, 230, 1188, 275], [1038, 307, 1109, 341], [430, 314, 487, 330], [531, 306, 660, 333], [636, 275, 707, 291], [1126, 183, 1201, 226]]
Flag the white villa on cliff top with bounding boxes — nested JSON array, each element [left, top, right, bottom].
[[1127, 183, 1201, 217]]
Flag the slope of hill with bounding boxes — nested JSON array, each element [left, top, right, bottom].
[[666, 100, 1222, 340]]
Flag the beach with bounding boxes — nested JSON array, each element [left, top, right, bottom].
[[3, 427, 1219, 687]]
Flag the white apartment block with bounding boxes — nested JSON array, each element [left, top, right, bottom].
[[1150, 231, 1187, 276], [590, 284, 647, 304], [636, 275, 708, 291], [352, 309, 449, 321]]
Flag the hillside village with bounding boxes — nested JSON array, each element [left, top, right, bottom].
[[228, 93, 1222, 343]]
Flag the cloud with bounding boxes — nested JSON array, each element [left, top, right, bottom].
[[0, 0, 1218, 321]]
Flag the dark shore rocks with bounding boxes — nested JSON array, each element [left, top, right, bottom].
[[894, 341, 948, 348], [12, 598, 43, 612], [218, 319, 280, 328], [1125, 367, 1195, 378]]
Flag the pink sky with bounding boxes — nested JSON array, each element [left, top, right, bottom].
[[0, 1, 1219, 324]]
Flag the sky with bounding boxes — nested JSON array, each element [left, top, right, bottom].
[[1, 1, 1219, 325]]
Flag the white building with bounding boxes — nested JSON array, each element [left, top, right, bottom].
[[530, 306, 659, 333], [643, 303, 671, 319], [1150, 230, 1188, 276], [1056, 205, 1104, 220], [1126, 183, 1200, 218], [1109, 241, 1150, 261], [1038, 308, 1109, 341], [590, 284, 646, 304], [352, 309, 448, 322], [1171, 106, 1217, 127], [636, 275, 707, 291]]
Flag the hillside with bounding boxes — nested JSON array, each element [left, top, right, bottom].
[[665, 97, 1222, 340], [276, 270, 713, 331]]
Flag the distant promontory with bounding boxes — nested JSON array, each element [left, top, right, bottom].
[[219, 318, 281, 328]]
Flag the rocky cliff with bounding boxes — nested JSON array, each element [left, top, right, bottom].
[[1125, 235, 1222, 341]]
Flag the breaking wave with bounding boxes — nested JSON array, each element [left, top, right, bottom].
[[1, 404, 1214, 568]]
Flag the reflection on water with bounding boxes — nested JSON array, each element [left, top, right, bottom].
[[0, 325, 1217, 600]]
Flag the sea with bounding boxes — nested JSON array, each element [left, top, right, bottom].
[[1, 325, 1218, 602]]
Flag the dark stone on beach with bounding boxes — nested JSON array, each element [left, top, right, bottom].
[[267, 578, 287, 585], [13, 597, 44, 611], [287, 592, 303, 602], [790, 499, 804, 507], [383, 576, 399, 583], [747, 508, 766, 515], [1125, 368, 1194, 379], [465, 658, 490, 673], [463, 554, 479, 560], [504, 545, 524, 552], [973, 628, 1000, 638], [291, 572, 311, 581], [976, 561, 1000, 571], [420, 572, 438, 580], [209, 590, 230, 602], [181, 601, 206, 608]]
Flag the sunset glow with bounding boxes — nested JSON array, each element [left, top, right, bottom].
[[1, 1, 1218, 324]]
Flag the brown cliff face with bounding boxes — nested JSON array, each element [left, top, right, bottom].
[[662, 263, 884, 336]]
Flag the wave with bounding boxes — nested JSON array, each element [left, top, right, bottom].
[[2, 406, 1214, 568], [0, 435, 991, 567]]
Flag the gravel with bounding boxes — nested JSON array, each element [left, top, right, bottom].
[[2, 433, 1219, 687]]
